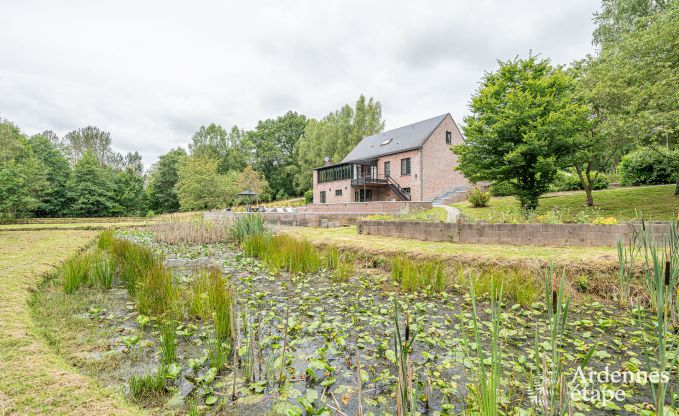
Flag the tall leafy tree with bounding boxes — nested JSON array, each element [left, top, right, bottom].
[[587, 0, 679, 195], [453, 56, 588, 211], [148, 148, 186, 213], [175, 155, 238, 210], [248, 111, 307, 199], [293, 95, 384, 193], [67, 151, 119, 217], [236, 165, 270, 202], [189, 124, 250, 173], [27, 134, 71, 216], [114, 166, 147, 216], [62, 126, 122, 167], [0, 121, 49, 218], [593, 0, 670, 47]]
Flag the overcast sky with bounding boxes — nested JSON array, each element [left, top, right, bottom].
[[0, 0, 598, 168]]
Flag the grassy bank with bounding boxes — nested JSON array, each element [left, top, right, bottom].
[[365, 207, 448, 222], [454, 184, 678, 222], [283, 226, 617, 269], [0, 230, 142, 415]]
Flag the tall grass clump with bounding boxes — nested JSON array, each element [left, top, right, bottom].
[[231, 214, 265, 244], [62, 254, 92, 294], [97, 230, 114, 251], [469, 278, 502, 415], [243, 233, 320, 275], [207, 269, 234, 345], [90, 251, 114, 289], [129, 370, 166, 403], [136, 264, 177, 316], [465, 267, 538, 307], [160, 320, 177, 365], [111, 238, 159, 295], [391, 256, 446, 292]]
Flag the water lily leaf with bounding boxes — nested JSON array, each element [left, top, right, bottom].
[[165, 362, 181, 379], [205, 395, 218, 405]]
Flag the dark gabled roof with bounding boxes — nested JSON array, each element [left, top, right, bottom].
[[341, 113, 449, 163]]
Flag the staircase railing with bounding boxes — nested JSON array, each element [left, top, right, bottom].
[[386, 176, 411, 201]]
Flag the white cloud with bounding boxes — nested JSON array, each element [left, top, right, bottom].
[[0, 0, 597, 168]]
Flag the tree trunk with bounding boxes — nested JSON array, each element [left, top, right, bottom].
[[675, 166, 679, 196], [574, 164, 594, 207]]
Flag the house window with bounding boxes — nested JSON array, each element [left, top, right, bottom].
[[320, 191, 326, 203], [335, 189, 342, 197], [445, 131, 452, 144], [384, 161, 391, 178], [402, 187, 411, 196], [400, 158, 411, 175], [354, 189, 373, 202]]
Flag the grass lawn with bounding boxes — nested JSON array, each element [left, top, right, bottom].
[[283, 226, 618, 275], [365, 207, 448, 222], [0, 230, 142, 415], [454, 184, 678, 222]]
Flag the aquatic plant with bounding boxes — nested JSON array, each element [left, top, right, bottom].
[[160, 320, 177, 365], [111, 238, 160, 295], [62, 254, 92, 294], [90, 252, 113, 289], [97, 229, 114, 251], [231, 214, 265, 244], [151, 217, 232, 244], [129, 369, 166, 403], [136, 264, 177, 316], [393, 302, 416, 415], [622, 221, 679, 415], [243, 233, 320, 275], [469, 277, 502, 416]]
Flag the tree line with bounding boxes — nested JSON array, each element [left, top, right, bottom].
[[0, 94, 384, 218], [455, 0, 678, 211]]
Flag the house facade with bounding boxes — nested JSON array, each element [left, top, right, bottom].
[[312, 113, 469, 203]]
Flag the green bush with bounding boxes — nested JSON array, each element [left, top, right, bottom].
[[550, 170, 609, 192], [304, 189, 313, 204], [468, 188, 491, 208], [489, 181, 515, 196], [619, 147, 678, 186]]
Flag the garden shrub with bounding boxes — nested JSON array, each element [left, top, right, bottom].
[[618, 147, 678, 186], [467, 188, 491, 207], [550, 169, 609, 192], [304, 189, 313, 204], [489, 181, 515, 196]]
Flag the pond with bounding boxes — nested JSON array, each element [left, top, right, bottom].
[[35, 229, 673, 415]]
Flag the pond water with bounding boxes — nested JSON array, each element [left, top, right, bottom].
[[73, 230, 669, 415]]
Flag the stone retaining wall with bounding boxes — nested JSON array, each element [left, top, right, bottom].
[[357, 220, 675, 247]]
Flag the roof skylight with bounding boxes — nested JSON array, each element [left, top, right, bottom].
[[380, 138, 392, 146]]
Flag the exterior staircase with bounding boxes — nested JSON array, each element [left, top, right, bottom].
[[432, 186, 468, 206]]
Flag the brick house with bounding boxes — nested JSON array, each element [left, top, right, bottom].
[[312, 113, 469, 203]]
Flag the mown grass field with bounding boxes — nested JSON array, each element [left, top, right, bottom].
[[454, 184, 678, 222], [0, 230, 142, 415]]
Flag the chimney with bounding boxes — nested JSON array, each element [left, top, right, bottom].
[[324, 156, 333, 166]]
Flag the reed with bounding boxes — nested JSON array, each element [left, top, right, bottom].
[[90, 252, 114, 289], [469, 277, 502, 416], [62, 254, 92, 294], [391, 256, 446, 293], [231, 214, 265, 244], [621, 221, 679, 415], [111, 238, 159, 295], [243, 233, 320, 275], [333, 257, 355, 283], [393, 302, 416, 415], [150, 218, 232, 244], [136, 264, 177, 316], [97, 230, 114, 251], [129, 369, 166, 403], [159, 320, 177, 365]]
